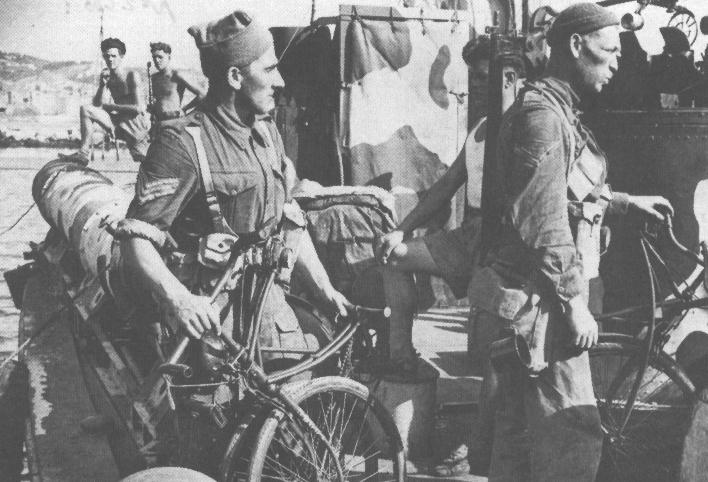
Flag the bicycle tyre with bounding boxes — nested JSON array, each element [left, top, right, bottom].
[[590, 334, 696, 482], [247, 376, 406, 481]]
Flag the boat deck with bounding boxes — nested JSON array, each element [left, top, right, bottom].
[[20, 266, 120, 482]]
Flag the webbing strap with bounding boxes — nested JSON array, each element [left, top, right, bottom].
[[185, 126, 231, 234]]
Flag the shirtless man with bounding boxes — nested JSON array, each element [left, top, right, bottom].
[[149, 42, 206, 121], [74, 37, 150, 163]]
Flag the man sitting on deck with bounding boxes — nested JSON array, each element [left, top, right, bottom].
[[148, 42, 206, 122], [72, 37, 150, 163]]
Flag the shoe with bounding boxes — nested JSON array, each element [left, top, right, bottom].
[[431, 444, 470, 477]]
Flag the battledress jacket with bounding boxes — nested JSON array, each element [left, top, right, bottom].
[[470, 77, 631, 370], [123, 99, 316, 353], [126, 98, 298, 253]]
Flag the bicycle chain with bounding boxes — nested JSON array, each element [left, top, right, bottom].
[[339, 337, 354, 377]]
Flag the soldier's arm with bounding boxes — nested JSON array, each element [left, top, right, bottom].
[[400, 152, 467, 235], [506, 106, 584, 303], [102, 71, 145, 115], [294, 230, 351, 317], [122, 128, 219, 338], [92, 70, 109, 106], [507, 105, 596, 347], [606, 190, 673, 220], [174, 71, 207, 112], [376, 151, 466, 263]]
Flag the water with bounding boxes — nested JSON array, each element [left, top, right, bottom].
[[0, 147, 138, 359]]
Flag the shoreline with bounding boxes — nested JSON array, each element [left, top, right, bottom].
[[0, 138, 80, 149]]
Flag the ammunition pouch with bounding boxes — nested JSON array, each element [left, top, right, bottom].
[[198, 233, 238, 270], [568, 200, 608, 282]]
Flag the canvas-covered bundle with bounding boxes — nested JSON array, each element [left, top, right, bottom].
[[294, 181, 396, 298]]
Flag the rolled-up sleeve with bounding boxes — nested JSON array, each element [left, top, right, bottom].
[[505, 106, 584, 302], [126, 127, 198, 231]]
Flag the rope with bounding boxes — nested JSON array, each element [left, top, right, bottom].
[[0, 203, 35, 238]]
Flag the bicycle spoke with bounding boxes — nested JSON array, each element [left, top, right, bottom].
[[591, 340, 693, 482]]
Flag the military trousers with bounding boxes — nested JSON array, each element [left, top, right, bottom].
[[479, 309, 604, 482]]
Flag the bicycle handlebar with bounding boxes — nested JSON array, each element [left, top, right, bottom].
[[352, 305, 391, 319], [644, 213, 705, 267]]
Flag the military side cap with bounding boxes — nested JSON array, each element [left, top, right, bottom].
[[546, 2, 619, 47], [188, 10, 272, 76]]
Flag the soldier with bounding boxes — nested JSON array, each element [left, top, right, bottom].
[[73, 37, 150, 163], [376, 39, 524, 477], [120, 11, 349, 352], [149, 41, 206, 121], [469, 4, 673, 481], [375, 39, 524, 375]]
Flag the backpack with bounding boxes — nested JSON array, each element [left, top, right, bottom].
[[294, 182, 397, 298]]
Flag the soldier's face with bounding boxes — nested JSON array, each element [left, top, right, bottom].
[[239, 47, 284, 115], [152, 50, 170, 72], [576, 26, 621, 93], [102, 48, 123, 72]]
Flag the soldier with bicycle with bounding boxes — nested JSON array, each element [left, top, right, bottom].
[[471, 3, 674, 480], [119, 10, 350, 364]]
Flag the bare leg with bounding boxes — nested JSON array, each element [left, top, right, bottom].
[[79, 105, 113, 155]]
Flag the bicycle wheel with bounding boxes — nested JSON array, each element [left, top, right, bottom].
[[248, 376, 405, 481], [590, 334, 696, 482]]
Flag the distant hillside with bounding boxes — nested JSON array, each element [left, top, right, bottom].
[[0, 51, 206, 144], [0, 51, 204, 89], [0, 52, 94, 85]]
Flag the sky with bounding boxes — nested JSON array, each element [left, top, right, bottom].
[[1, 0, 708, 70], [0, 0, 392, 70]]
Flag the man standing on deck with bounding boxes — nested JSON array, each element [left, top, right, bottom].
[[119, 10, 350, 356], [470, 4, 673, 480], [375, 38, 524, 477], [149, 42, 206, 122], [72, 38, 150, 163]]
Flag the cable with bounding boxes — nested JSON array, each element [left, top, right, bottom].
[[0, 203, 35, 238]]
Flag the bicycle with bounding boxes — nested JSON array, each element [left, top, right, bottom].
[[589, 215, 708, 482], [156, 232, 406, 481]]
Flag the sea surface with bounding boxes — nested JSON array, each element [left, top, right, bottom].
[[0, 147, 138, 359]]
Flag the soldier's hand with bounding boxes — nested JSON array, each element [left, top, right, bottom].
[[565, 295, 598, 350], [629, 195, 674, 221], [163, 291, 221, 339], [375, 230, 405, 265], [320, 287, 353, 318], [100, 69, 110, 86]]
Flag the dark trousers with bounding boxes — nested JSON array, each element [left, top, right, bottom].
[[479, 310, 604, 482]]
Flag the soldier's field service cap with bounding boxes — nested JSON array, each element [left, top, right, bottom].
[[187, 10, 272, 76], [546, 2, 619, 47]]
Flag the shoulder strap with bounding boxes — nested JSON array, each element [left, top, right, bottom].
[[532, 88, 598, 198], [533, 87, 577, 168], [184, 126, 232, 234]]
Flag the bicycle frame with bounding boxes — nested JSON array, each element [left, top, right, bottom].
[[597, 215, 706, 437], [156, 233, 391, 477]]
